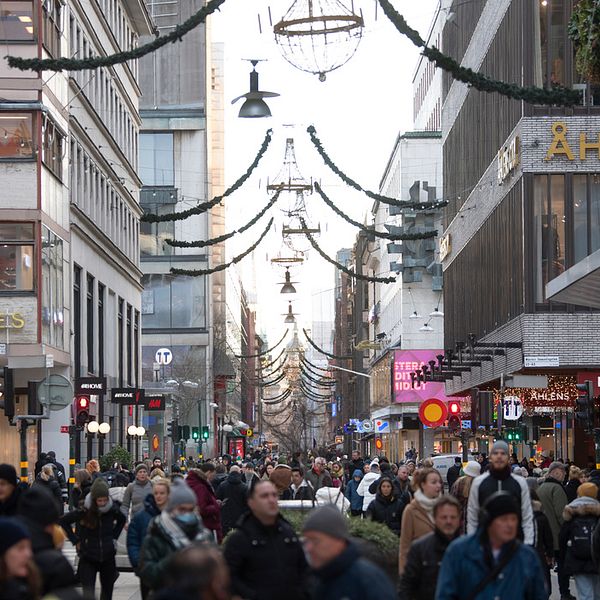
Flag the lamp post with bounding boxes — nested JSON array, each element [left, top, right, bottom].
[[86, 421, 110, 461], [127, 425, 145, 462]]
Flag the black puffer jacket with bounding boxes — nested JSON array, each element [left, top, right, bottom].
[[224, 512, 308, 600], [216, 471, 248, 535], [559, 496, 600, 576], [32, 475, 63, 512], [398, 529, 459, 600], [365, 478, 406, 535]]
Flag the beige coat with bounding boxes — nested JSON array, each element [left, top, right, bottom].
[[398, 498, 435, 573]]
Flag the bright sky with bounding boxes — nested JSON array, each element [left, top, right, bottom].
[[210, 0, 439, 343]]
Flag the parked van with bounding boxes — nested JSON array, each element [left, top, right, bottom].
[[431, 454, 461, 485]]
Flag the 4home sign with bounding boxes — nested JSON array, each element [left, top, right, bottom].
[[546, 121, 600, 161]]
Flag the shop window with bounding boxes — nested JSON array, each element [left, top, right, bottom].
[[140, 198, 175, 257], [42, 0, 61, 57], [0, 1, 35, 41], [573, 174, 600, 261], [0, 223, 34, 292], [0, 114, 34, 159], [41, 227, 64, 347], [42, 116, 65, 180], [139, 132, 174, 186]]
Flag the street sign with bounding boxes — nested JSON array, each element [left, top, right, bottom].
[[524, 356, 559, 368], [374, 419, 390, 433], [0, 343, 7, 355], [45, 354, 54, 368], [144, 394, 165, 411], [155, 348, 173, 366], [503, 395, 523, 421], [418, 398, 448, 428], [504, 374, 549, 388], [37, 375, 73, 411], [246, 428, 253, 437], [375, 438, 383, 450], [152, 434, 159, 452], [335, 435, 343, 444], [60, 425, 69, 433], [75, 377, 107, 394], [362, 419, 373, 432], [111, 388, 145, 405]]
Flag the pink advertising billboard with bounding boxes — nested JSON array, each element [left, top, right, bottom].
[[393, 349, 454, 404]]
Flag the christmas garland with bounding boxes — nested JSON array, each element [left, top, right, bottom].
[[234, 329, 288, 359], [300, 356, 333, 373], [300, 360, 336, 382], [299, 383, 333, 401], [142, 129, 273, 224], [260, 370, 288, 388], [314, 182, 437, 241], [299, 217, 396, 284], [258, 347, 287, 371], [263, 401, 295, 417], [170, 217, 272, 277], [300, 365, 336, 386], [262, 388, 293, 404], [166, 188, 282, 247], [303, 328, 351, 360], [308, 126, 448, 210], [8, 0, 225, 72], [377, 0, 580, 107]]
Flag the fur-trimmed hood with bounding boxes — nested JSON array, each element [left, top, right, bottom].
[[563, 496, 600, 521], [532, 499, 543, 512]]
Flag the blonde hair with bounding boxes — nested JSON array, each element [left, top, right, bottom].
[[569, 466, 583, 481], [153, 477, 171, 492], [40, 464, 54, 481]]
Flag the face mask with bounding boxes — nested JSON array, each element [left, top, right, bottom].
[[174, 512, 198, 527]]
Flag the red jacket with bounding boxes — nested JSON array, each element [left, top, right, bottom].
[[187, 470, 222, 542]]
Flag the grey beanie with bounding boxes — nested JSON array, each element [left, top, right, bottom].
[[167, 479, 196, 511], [548, 461, 567, 474], [302, 505, 350, 541], [491, 440, 509, 455]]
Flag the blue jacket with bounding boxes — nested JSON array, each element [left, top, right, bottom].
[[435, 530, 548, 600], [127, 494, 160, 570], [310, 542, 396, 600], [344, 470, 364, 512]]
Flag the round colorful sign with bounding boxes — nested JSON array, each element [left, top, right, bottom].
[[418, 398, 448, 428], [152, 434, 160, 452]]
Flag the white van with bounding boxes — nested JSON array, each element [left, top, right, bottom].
[[431, 454, 462, 486]]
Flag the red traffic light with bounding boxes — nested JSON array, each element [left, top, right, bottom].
[[77, 396, 89, 409], [448, 401, 460, 414]]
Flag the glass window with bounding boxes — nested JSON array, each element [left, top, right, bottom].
[[549, 0, 565, 87], [550, 175, 565, 276], [42, 0, 61, 57], [0, 114, 34, 159], [0, 1, 34, 41], [573, 174, 588, 263], [142, 274, 206, 329], [42, 116, 64, 180], [592, 175, 600, 254], [41, 227, 64, 348], [0, 223, 34, 292], [140, 203, 175, 257], [139, 133, 174, 186]]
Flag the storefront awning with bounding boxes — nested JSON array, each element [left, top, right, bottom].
[[546, 248, 600, 309]]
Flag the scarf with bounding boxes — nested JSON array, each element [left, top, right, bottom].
[[84, 494, 114, 514], [414, 489, 438, 522], [157, 511, 194, 550]]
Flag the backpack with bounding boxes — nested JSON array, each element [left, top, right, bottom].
[[568, 516, 598, 560]]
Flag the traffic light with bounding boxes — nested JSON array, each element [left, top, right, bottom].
[[201, 425, 209, 440], [167, 420, 178, 439], [192, 426, 199, 440], [181, 425, 191, 440], [447, 401, 461, 433], [576, 380, 595, 432], [74, 395, 90, 427], [0, 367, 15, 418]]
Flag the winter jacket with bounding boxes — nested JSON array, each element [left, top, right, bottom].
[[564, 479, 581, 503], [59, 497, 126, 563], [466, 466, 534, 545], [69, 479, 92, 510], [357, 471, 380, 512], [212, 472, 228, 493], [309, 542, 396, 600], [216, 470, 248, 535], [446, 464, 461, 489], [127, 494, 161, 571], [450, 475, 474, 534], [366, 479, 406, 535], [532, 500, 554, 572], [0, 486, 22, 517], [399, 497, 436, 573], [537, 476, 568, 550], [344, 471, 364, 512], [304, 467, 333, 492], [224, 512, 308, 600], [45, 461, 68, 502], [281, 480, 315, 501], [186, 469, 222, 542], [559, 496, 600, 576], [435, 531, 548, 600], [121, 479, 153, 518], [32, 475, 63, 512], [398, 529, 459, 600]]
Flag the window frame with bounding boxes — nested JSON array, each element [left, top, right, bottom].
[[0, 222, 36, 295], [0, 0, 36, 42], [42, 0, 61, 57], [41, 115, 65, 181], [0, 112, 35, 161]]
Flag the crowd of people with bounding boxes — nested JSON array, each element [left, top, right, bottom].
[[0, 443, 599, 599]]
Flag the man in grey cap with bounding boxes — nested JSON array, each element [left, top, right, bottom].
[[466, 440, 534, 544], [302, 505, 396, 599]]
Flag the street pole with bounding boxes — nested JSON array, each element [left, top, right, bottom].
[[19, 421, 28, 484], [594, 429, 600, 470]]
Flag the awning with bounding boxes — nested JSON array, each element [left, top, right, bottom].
[[546, 248, 600, 309]]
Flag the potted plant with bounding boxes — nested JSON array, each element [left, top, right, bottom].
[[568, 0, 600, 85]]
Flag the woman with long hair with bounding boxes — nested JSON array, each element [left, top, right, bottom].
[[32, 465, 62, 513], [449, 461, 481, 534], [69, 469, 92, 509], [398, 467, 443, 573], [0, 518, 42, 600]]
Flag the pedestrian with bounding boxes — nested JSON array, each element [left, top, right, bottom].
[[213, 464, 228, 492], [436, 491, 548, 600], [241, 462, 260, 489], [466, 440, 534, 544], [85, 460, 100, 480], [32, 465, 63, 514], [0, 517, 42, 600], [344, 469, 364, 516], [398, 495, 462, 600], [559, 482, 600, 600], [0, 465, 22, 517], [399, 467, 442, 573], [366, 476, 406, 536], [357, 461, 380, 513], [529, 488, 554, 596], [396, 465, 413, 499], [120, 464, 153, 519], [446, 457, 462, 490], [304, 457, 333, 492], [216, 465, 248, 537], [281, 467, 315, 501], [186, 464, 223, 542], [449, 460, 480, 534], [69, 469, 92, 510], [260, 463, 274, 481], [565, 466, 583, 503], [330, 462, 345, 489], [139, 479, 211, 594], [537, 461, 569, 600], [127, 477, 170, 599], [223, 480, 307, 600], [349, 450, 364, 476], [45, 451, 68, 506], [59, 478, 125, 600], [152, 457, 163, 472], [301, 505, 396, 600], [34, 454, 48, 479]]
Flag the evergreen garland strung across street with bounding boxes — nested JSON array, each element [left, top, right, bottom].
[[170, 217, 273, 277], [299, 384, 333, 401], [314, 182, 437, 241], [142, 130, 273, 224], [300, 360, 336, 382], [300, 367, 336, 386], [300, 356, 333, 373], [166, 188, 282, 247], [260, 370, 288, 388], [377, 0, 580, 107], [303, 328, 352, 360], [234, 329, 288, 359], [8, 0, 226, 72], [299, 217, 396, 284], [258, 347, 287, 372], [308, 127, 448, 210], [263, 401, 295, 417], [263, 389, 293, 405]]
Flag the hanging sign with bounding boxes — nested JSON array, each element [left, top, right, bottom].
[[144, 394, 165, 411], [418, 398, 448, 428], [75, 377, 107, 394], [503, 395, 523, 421], [111, 388, 145, 405]]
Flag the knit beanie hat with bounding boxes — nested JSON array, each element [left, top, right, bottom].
[[0, 518, 30, 554], [0, 464, 17, 486], [578, 482, 598, 499], [90, 478, 110, 500], [491, 440, 509, 455], [302, 505, 351, 541], [167, 479, 196, 511], [463, 461, 481, 478], [548, 461, 566, 474], [482, 491, 519, 525], [135, 464, 149, 474], [17, 486, 60, 526]]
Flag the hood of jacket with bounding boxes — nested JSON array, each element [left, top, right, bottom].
[[187, 469, 207, 483], [563, 496, 600, 521], [532, 499, 543, 513], [352, 469, 363, 479], [226, 471, 243, 485], [143, 493, 161, 516]]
